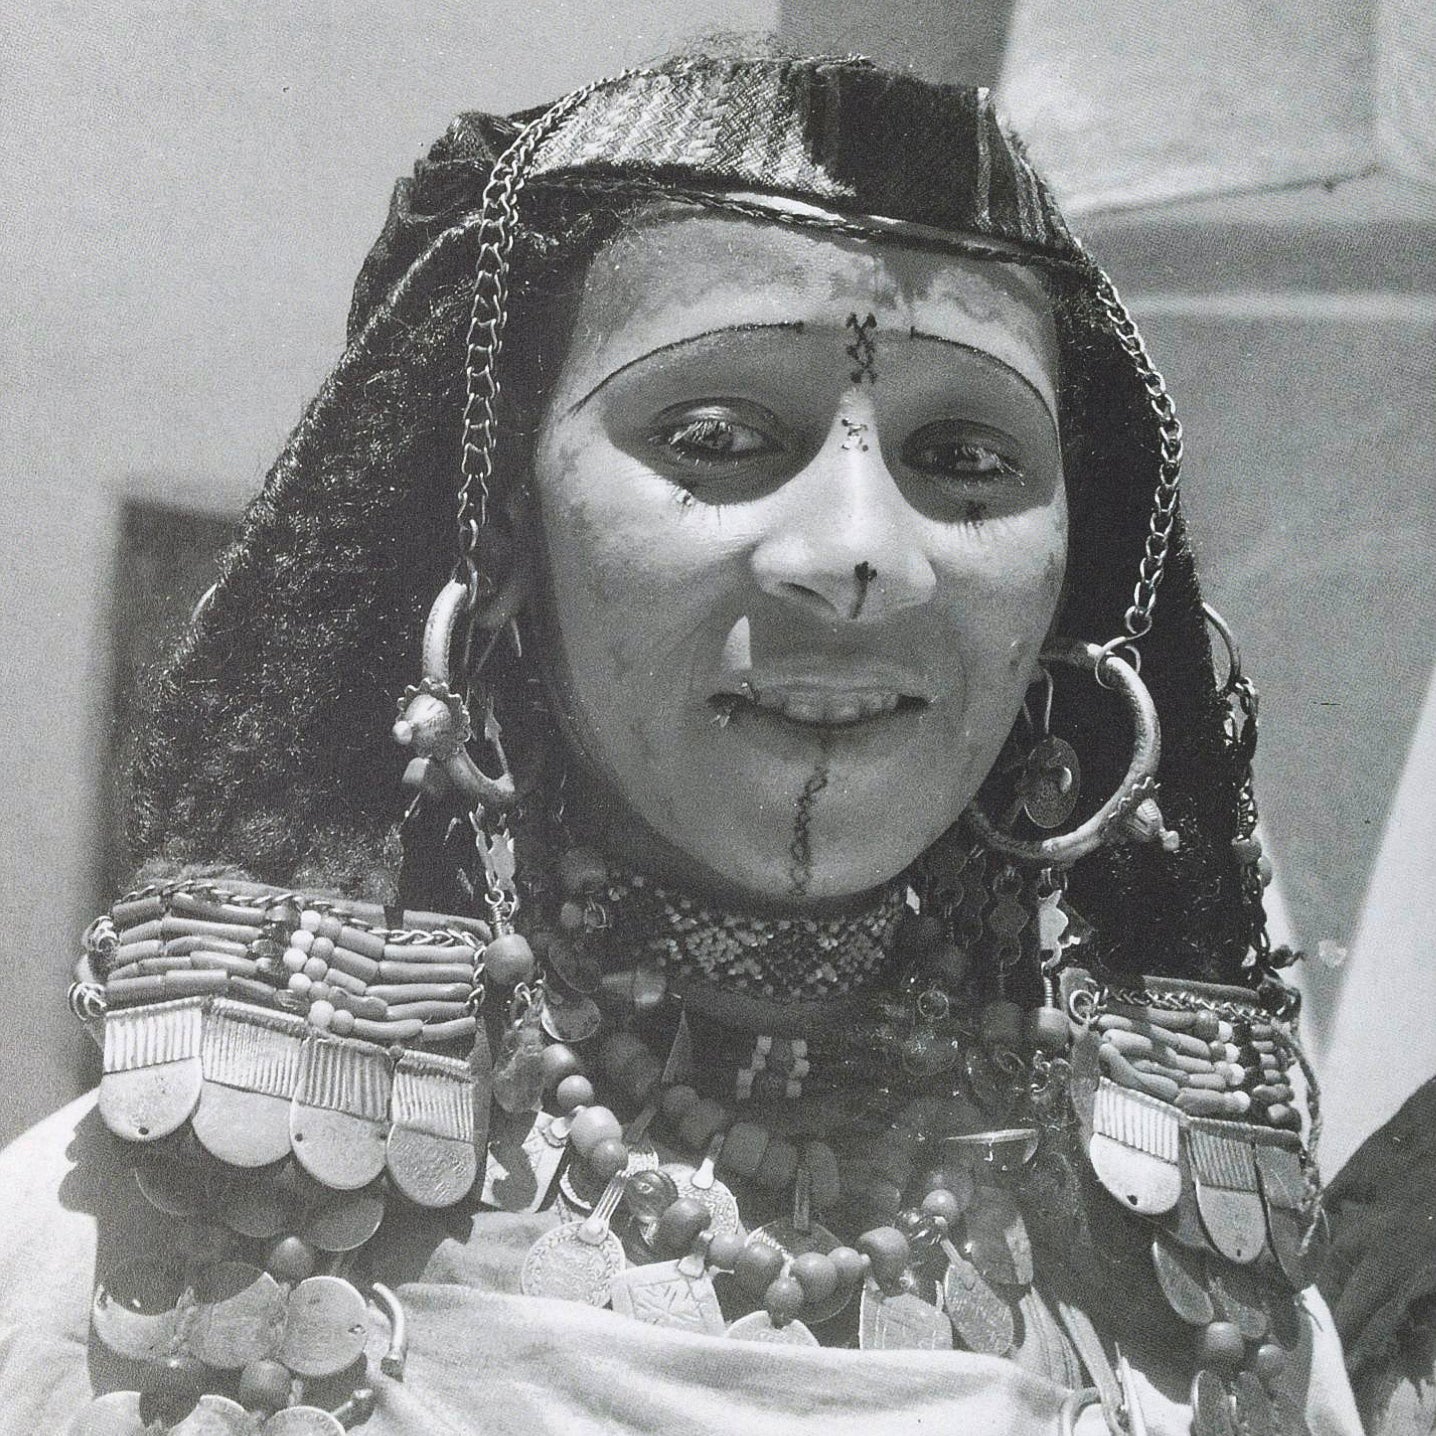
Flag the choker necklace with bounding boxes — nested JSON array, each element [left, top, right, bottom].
[[538, 856, 912, 1003], [613, 872, 911, 999]]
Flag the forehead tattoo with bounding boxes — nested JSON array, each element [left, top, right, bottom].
[[844, 312, 878, 384]]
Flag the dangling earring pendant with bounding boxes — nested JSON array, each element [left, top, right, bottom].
[[968, 640, 1179, 868], [1004, 667, 1081, 831]]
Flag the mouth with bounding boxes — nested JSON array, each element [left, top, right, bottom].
[[709, 682, 929, 730]]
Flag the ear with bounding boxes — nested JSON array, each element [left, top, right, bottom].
[[467, 488, 537, 629]]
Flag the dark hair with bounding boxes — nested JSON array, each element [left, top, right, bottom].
[[129, 137, 1254, 985]]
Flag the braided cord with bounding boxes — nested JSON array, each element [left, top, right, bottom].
[[1090, 271, 1184, 646]]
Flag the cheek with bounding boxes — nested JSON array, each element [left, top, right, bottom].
[[535, 437, 737, 714], [937, 507, 1069, 665]]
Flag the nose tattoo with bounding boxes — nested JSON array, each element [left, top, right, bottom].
[[840, 418, 869, 452], [851, 561, 877, 619], [845, 312, 877, 384]]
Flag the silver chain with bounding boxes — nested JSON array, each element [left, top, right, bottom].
[[455, 72, 633, 593], [1092, 270, 1184, 645]]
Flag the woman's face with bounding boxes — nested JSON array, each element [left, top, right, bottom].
[[533, 211, 1066, 902]]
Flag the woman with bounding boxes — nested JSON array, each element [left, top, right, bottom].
[[0, 53, 1368, 1434]]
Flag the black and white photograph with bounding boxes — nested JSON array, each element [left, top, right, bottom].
[[2, 3, 1433, 1432]]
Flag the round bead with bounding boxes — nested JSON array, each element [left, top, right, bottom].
[[558, 848, 608, 895], [764, 1274, 806, 1324], [719, 1121, 769, 1178], [554, 1074, 595, 1114], [660, 1084, 700, 1123], [1027, 1006, 1070, 1052], [299, 911, 322, 933], [142, 1353, 206, 1420], [568, 1104, 622, 1157], [829, 1246, 866, 1289], [238, 1358, 292, 1412], [734, 1241, 785, 1296], [306, 1001, 334, 1033], [585, 1137, 629, 1184], [558, 900, 587, 932], [1197, 1320, 1246, 1372], [705, 1232, 745, 1270], [791, 1252, 838, 1305], [857, 1227, 910, 1292], [287, 972, 312, 996], [308, 982, 332, 1004], [483, 933, 536, 985], [265, 1235, 318, 1283], [283, 947, 307, 973], [678, 1099, 728, 1154], [330, 1008, 355, 1037], [654, 1198, 710, 1257], [1253, 1342, 1289, 1382], [920, 1187, 963, 1225], [309, 935, 335, 961], [624, 1168, 680, 1221], [540, 1044, 582, 1088], [301, 956, 327, 982]]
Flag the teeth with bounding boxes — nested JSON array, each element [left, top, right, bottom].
[[856, 693, 899, 718], [745, 689, 904, 725]]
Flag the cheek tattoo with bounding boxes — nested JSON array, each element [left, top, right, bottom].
[[844, 312, 878, 384]]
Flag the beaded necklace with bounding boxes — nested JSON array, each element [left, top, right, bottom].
[[70, 870, 1319, 1436]]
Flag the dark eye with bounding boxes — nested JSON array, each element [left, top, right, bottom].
[[646, 402, 785, 471], [901, 420, 1026, 487]]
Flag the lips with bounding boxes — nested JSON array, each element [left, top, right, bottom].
[[711, 678, 929, 729]]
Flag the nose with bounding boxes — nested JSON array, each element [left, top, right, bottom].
[[749, 407, 937, 624]]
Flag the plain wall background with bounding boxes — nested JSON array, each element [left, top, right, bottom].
[[3, 0, 1433, 1174]]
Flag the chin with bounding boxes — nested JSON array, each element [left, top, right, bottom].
[[686, 797, 950, 905]]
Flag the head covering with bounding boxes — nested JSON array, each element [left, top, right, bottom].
[[348, 56, 1083, 345], [130, 52, 1263, 987]]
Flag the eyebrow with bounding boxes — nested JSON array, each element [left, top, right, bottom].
[[908, 327, 1057, 417], [564, 321, 806, 416]]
